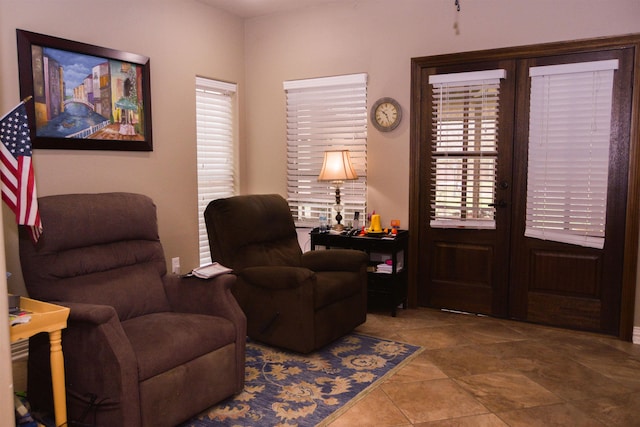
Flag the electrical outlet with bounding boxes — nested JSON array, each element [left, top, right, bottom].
[[172, 257, 180, 274]]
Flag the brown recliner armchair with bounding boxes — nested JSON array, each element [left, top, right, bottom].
[[204, 194, 368, 354], [19, 192, 246, 427]]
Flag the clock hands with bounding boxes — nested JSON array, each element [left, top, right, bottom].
[[377, 110, 390, 125]]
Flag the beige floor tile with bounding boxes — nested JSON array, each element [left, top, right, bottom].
[[350, 309, 640, 425], [433, 310, 494, 326], [496, 402, 606, 427], [571, 392, 640, 426], [358, 310, 464, 338], [326, 387, 410, 427], [385, 352, 448, 384], [397, 325, 476, 350], [456, 322, 528, 345], [543, 333, 634, 366], [577, 357, 640, 391], [593, 335, 640, 358], [454, 371, 562, 412], [479, 338, 568, 369], [424, 344, 511, 378], [523, 358, 632, 401], [414, 413, 509, 426], [382, 378, 489, 423]]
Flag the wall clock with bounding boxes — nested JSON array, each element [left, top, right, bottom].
[[371, 97, 402, 132]]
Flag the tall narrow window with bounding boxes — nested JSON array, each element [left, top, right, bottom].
[[284, 73, 367, 227], [429, 69, 506, 229], [196, 76, 236, 265], [525, 60, 618, 249]]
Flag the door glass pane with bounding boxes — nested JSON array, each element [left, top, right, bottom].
[[429, 74, 502, 229], [525, 61, 617, 249]]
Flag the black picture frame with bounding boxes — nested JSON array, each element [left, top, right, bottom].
[[16, 29, 153, 151]]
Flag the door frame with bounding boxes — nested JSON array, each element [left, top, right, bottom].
[[409, 34, 640, 340]]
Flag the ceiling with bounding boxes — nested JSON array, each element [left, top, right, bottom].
[[198, 0, 343, 18]]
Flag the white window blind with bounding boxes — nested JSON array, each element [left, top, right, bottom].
[[429, 69, 506, 229], [196, 76, 237, 265], [284, 73, 367, 227], [525, 60, 618, 249]]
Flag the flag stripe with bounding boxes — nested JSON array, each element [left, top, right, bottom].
[[19, 156, 36, 224], [0, 101, 41, 243]]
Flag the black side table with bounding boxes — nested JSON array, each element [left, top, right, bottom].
[[310, 230, 409, 316]]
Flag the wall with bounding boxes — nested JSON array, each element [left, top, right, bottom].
[[0, 0, 245, 296], [242, 0, 640, 326]]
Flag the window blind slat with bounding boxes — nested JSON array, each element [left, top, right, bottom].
[[429, 70, 504, 229], [524, 64, 615, 249], [196, 77, 236, 265], [285, 74, 368, 227]]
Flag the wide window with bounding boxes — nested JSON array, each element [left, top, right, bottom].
[[429, 69, 505, 229], [196, 76, 237, 265], [525, 60, 618, 249], [284, 73, 367, 228]]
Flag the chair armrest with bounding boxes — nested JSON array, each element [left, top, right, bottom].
[[63, 301, 119, 324], [62, 302, 136, 372], [240, 266, 315, 290], [42, 301, 140, 422], [164, 273, 246, 325], [301, 248, 368, 272]]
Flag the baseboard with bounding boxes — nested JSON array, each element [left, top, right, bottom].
[[633, 327, 640, 345], [11, 340, 28, 361]]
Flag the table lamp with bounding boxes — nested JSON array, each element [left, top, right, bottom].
[[318, 150, 358, 231]]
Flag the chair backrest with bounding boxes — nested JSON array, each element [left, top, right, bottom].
[[204, 194, 302, 270], [19, 192, 170, 320]]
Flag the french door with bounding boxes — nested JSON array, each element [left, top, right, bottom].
[[509, 49, 633, 335], [410, 37, 638, 338], [415, 59, 516, 317]]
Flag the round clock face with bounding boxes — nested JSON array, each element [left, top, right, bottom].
[[371, 97, 402, 132]]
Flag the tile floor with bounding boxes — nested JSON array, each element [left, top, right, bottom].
[[328, 308, 640, 426]]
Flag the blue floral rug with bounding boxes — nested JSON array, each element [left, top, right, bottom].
[[182, 334, 423, 426]]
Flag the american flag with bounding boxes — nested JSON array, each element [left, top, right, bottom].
[[0, 101, 41, 243]]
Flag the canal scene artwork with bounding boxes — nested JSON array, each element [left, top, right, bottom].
[[32, 46, 144, 140], [17, 30, 152, 151]]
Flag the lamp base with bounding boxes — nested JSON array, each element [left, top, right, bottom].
[[333, 187, 344, 231]]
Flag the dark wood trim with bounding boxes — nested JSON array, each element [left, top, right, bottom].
[[412, 33, 640, 67], [410, 33, 640, 340], [620, 42, 640, 341], [407, 58, 423, 309]]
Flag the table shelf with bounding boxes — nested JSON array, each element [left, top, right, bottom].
[[310, 229, 409, 316], [10, 297, 69, 342], [10, 297, 69, 427]]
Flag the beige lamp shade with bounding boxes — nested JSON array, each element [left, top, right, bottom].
[[318, 150, 358, 182]]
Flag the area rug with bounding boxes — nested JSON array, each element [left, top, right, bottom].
[[182, 334, 423, 427]]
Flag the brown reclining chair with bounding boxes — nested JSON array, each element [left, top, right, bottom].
[[19, 192, 246, 427], [204, 193, 368, 354]]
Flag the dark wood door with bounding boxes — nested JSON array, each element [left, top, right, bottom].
[[417, 60, 516, 317], [508, 48, 634, 334], [412, 43, 636, 336]]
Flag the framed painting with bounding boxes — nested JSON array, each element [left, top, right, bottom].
[[16, 29, 153, 151]]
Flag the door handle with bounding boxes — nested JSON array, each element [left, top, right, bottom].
[[488, 200, 507, 208]]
